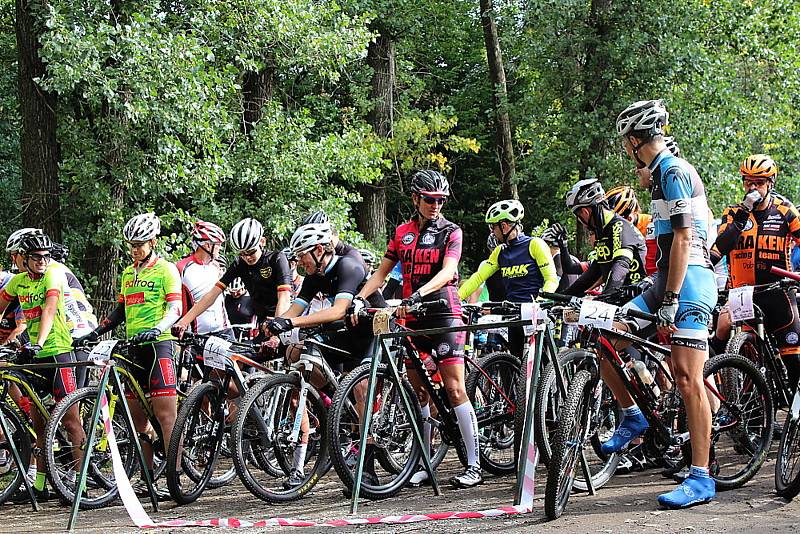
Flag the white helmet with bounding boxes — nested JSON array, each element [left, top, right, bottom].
[[6, 228, 43, 253], [123, 213, 160, 242], [616, 99, 669, 138], [225, 277, 245, 295], [566, 178, 606, 212], [289, 223, 333, 259], [229, 218, 263, 252]]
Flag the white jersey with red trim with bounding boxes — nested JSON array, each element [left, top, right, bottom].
[[177, 253, 229, 334]]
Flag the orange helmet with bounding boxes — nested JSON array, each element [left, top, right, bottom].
[[740, 154, 777, 181], [605, 185, 640, 219]]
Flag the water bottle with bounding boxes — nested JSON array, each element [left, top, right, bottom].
[[421, 351, 437, 375], [631, 360, 660, 398]]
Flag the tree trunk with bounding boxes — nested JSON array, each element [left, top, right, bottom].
[[241, 64, 275, 136], [480, 0, 517, 200], [357, 33, 395, 244], [82, 183, 123, 319], [16, 0, 61, 240]]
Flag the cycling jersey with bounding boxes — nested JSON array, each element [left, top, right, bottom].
[[635, 213, 651, 240], [0, 272, 22, 344], [458, 234, 557, 302], [177, 253, 229, 334], [382, 262, 403, 300], [0, 264, 73, 358], [218, 251, 292, 321], [714, 193, 800, 286], [649, 150, 712, 270], [385, 215, 462, 317], [334, 240, 365, 266], [225, 293, 255, 326], [295, 254, 386, 310], [564, 210, 647, 296], [118, 255, 181, 342], [53, 261, 98, 337], [552, 251, 582, 293]]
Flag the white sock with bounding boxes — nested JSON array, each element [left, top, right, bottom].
[[453, 401, 480, 468], [420, 404, 432, 459], [293, 443, 307, 473], [26, 465, 37, 483]]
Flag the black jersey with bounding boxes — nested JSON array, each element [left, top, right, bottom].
[[219, 251, 292, 320], [296, 255, 385, 309]]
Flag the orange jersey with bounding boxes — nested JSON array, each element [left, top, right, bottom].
[[635, 212, 651, 238], [715, 194, 800, 287]]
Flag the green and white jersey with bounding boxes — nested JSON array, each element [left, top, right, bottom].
[[118, 256, 181, 343]]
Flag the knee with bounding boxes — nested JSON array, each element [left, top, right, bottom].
[[445, 383, 467, 405]]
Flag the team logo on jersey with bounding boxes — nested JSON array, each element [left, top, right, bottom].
[[420, 233, 435, 245], [436, 342, 450, 356], [402, 232, 416, 245], [125, 292, 146, 306], [260, 267, 273, 279], [786, 332, 799, 345], [743, 218, 754, 231]]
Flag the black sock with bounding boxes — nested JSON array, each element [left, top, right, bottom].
[[364, 444, 377, 474]]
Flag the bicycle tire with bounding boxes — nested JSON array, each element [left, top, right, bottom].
[[328, 363, 421, 500], [0, 401, 31, 504], [775, 410, 800, 499], [375, 402, 448, 474], [545, 369, 594, 520], [44, 386, 135, 509], [166, 382, 226, 505], [232, 374, 329, 503], [705, 353, 773, 490], [465, 351, 519, 475]]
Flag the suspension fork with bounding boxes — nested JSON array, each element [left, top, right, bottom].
[[288, 373, 309, 444]]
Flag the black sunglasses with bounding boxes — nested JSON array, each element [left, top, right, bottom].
[[29, 253, 51, 262], [420, 195, 447, 205]]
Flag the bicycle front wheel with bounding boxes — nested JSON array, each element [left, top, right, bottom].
[[776, 407, 800, 499]]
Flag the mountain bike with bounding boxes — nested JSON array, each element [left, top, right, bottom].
[[541, 291, 773, 520]]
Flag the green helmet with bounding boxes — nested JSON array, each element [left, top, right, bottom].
[[485, 199, 525, 224]]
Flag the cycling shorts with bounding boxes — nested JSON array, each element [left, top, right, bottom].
[[405, 317, 466, 367], [31, 352, 78, 402], [127, 340, 177, 399], [627, 265, 717, 351], [318, 330, 374, 373]]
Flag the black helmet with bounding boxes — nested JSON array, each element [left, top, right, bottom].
[[51, 242, 69, 262], [299, 210, 330, 227], [410, 170, 450, 197], [486, 233, 499, 251], [21, 233, 53, 255]]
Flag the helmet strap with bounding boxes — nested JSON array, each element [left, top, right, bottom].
[[499, 222, 518, 244]]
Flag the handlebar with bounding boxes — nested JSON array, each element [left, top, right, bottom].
[[772, 266, 800, 282], [539, 291, 658, 324]]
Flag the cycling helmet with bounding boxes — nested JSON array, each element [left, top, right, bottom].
[[616, 99, 669, 138], [566, 178, 607, 212], [281, 246, 296, 262], [359, 249, 378, 267], [20, 233, 53, 255], [6, 228, 43, 253], [486, 233, 500, 251], [50, 242, 69, 262], [540, 226, 560, 247], [216, 253, 228, 272], [740, 154, 778, 181], [485, 199, 524, 224], [123, 213, 161, 242], [299, 210, 330, 227], [191, 220, 226, 244], [289, 223, 333, 259], [664, 136, 680, 157], [229, 218, 263, 252], [410, 170, 450, 197], [605, 185, 640, 219], [225, 277, 245, 295]]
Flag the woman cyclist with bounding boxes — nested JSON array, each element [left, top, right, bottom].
[[356, 169, 482, 489], [76, 213, 182, 497]]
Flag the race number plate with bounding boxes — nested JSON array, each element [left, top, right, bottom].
[[372, 309, 392, 335], [88, 340, 118, 363], [203, 336, 233, 370], [578, 300, 617, 330], [728, 286, 755, 322]]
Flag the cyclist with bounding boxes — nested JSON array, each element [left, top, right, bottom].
[[176, 221, 231, 337], [75, 213, 181, 498], [360, 249, 378, 276], [263, 223, 386, 488], [540, 226, 582, 293], [299, 210, 364, 265], [224, 278, 256, 341], [0, 233, 85, 503], [382, 261, 403, 301], [355, 169, 483, 489], [710, 154, 800, 385], [282, 246, 303, 296], [612, 99, 717, 508], [172, 218, 292, 346], [562, 178, 647, 297], [458, 199, 557, 358]]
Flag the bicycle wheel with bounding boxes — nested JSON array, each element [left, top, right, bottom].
[[465, 352, 519, 475], [776, 409, 800, 499], [0, 401, 31, 504], [705, 353, 773, 490], [545, 369, 594, 520], [232, 374, 328, 503], [328, 363, 421, 500], [44, 387, 136, 509], [166, 382, 228, 505], [375, 398, 448, 474]]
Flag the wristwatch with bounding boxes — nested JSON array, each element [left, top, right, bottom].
[[663, 291, 680, 303]]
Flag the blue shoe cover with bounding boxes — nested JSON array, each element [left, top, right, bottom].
[[600, 412, 649, 454], [657, 474, 715, 509]]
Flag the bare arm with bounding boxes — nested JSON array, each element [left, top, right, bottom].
[[275, 290, 291, 317], [417, 256, 459, 297], [291, 298, 350, 328], [665, 226, 691, 294], [357, 257, 396, 300]]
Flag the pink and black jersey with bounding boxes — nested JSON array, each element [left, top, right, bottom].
[[385, 215, 462, 319]]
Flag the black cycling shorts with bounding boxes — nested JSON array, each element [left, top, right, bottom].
[[405, 317, 466, 368], [755, 287, 800, 383], [33, 352, 77, 402], [127, 340, 177, 399]]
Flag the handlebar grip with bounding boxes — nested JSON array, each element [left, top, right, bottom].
[[771, 266, 800, 282], [623, 307, 658, 323], [538, 291, 573, 303]]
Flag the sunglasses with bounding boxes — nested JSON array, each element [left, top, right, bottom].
[[29, 253, 51, 262], [742, 179, 769, 187], [420, 195, 447, 205], [238, 248, 259, 258]]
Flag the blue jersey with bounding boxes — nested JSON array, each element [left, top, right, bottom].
[[649, 150, 712, 271]]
